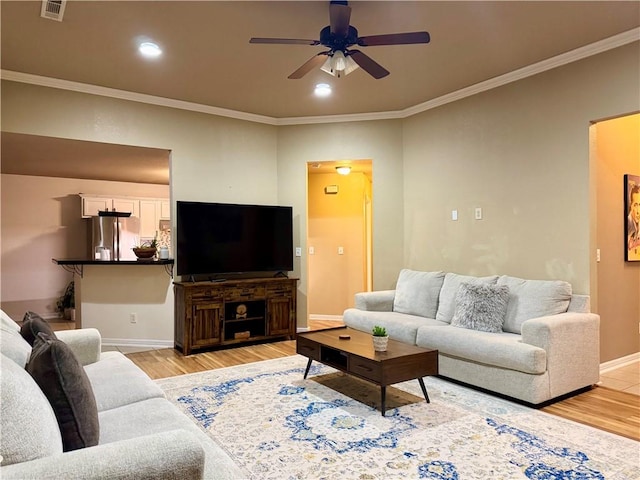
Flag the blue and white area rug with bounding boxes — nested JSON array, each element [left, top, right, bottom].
[[157, 355, 638, 479]]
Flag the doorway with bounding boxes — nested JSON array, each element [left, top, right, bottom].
[[306, 160, 373, 321], [592, 113, 640, 363]]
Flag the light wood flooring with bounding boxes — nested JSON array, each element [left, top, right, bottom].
[[51, 318, 639, 441]]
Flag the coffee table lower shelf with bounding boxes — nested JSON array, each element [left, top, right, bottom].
[[297, 327, 439, 416]]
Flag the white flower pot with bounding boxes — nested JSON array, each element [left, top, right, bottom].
[[373, 335, 389, 352]]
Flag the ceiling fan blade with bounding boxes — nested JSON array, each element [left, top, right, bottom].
[[288, 53, 329, 79], [250, 38, 320, 46], [329, 3, 351, 36], [348, 50, 389, 79], [357, 31, 430, 47]]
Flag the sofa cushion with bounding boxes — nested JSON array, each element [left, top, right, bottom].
[[98, 397, 246, 480], [343, 308, 448, 345], [83, 351, 166, 412], [20, 311, 58, 346], [1, 310, 32, 368], [1, 353, 63, 465], [436, 273, 499, 323], [393, 269, 445, 318], [497, 276, 572, 334], [26, 333, 100, 452], [415, 325, 547, 375], [451, 283, 510, 333]]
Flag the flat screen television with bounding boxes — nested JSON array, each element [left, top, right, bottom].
[[176, 201, 293, 277]]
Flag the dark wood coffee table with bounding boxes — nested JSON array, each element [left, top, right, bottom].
[[296, 327, 438, 416]]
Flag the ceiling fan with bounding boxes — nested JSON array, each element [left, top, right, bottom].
[[249, 1, 430, 80]]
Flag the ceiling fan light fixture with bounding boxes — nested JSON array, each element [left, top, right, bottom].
[[321, 50, 359, 78], [336, 166, 351, 175]]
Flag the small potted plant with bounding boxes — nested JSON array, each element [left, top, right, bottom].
[[133, 236, 158, 260], [56, 280, 75, 321], [372, 325, 389, 352]]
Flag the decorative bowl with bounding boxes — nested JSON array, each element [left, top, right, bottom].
[[132, 247, 157, 259]]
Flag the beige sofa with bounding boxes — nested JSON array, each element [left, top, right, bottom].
[[0, 310, 244, 479], [343, 270, 601, 405]]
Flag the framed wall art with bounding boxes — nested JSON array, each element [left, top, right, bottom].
[[624, 174, 640, 261]]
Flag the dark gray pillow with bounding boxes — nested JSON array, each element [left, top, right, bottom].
[[20, 311, 57, 346], [451, 283, 510, 333], [26, 333, 99, 452]]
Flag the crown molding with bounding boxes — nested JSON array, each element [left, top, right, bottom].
[[2, 28, 638, 126], [402, 27, 640, 118], [0, 70, 278, 126]]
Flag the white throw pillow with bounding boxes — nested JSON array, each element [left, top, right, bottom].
[[497, 275, 572, 334], [451, 283, 510, 333], [436, 273, 499, 323], [393, 269, 445, 318]]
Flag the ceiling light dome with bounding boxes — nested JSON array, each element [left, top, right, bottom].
[[314, 83, 332, 97], [139, 42, 162, 58], [336, 166, 351, 175]]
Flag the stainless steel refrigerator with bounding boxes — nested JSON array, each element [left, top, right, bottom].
[[90, 214, 141, 261]]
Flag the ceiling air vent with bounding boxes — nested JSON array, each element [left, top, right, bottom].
[[40, 0, 66, 21]]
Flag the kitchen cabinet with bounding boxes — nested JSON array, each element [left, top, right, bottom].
[[139, 199, 170, 238], [81, 195, 140, 218]]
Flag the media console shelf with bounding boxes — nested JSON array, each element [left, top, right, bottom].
[[174, 277, 298, 355]]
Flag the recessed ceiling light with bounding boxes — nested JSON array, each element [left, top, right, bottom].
[[314, 83, 331, 97], [139, 42, 162, 58]]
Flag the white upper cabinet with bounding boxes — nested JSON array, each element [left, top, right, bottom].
[[80, 195, 167, 229]]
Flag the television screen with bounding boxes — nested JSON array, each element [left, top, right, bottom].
[[176, 201, 293, 276]]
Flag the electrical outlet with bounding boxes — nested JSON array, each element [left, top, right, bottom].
[[474, 207, 483, 220], [130, 313, 137, 324]]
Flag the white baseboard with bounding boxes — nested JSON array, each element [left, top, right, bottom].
[[308, 314, 344, 321], [102, 338, 173, 349], [296, 327, 310, 333], [600, 352, 640, 374]]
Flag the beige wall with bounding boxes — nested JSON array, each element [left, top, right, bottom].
[[0, 173, 169, 321], [1, 82, 280, 341], [402, 43, 640, 297], [2, 42, 638, 359], [595, 114, 640, 362], [308, 171, 370, 316], [277, 120, 405, 305]]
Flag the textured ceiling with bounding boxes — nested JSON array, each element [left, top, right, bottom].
[[1, 1, 638, 182], [2, 1, 639, 119]]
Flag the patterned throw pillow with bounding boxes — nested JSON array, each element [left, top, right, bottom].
[[26, 333, 99, 451], [451, 283, 510, 333]]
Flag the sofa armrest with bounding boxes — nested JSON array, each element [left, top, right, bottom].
[[354, 290, 395, 311], [521, 312, 600, 397], [54, 328, 102, 366], [0, 430, 205, 480]]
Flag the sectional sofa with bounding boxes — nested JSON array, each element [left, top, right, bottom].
[[0, 310, 243, 479], [343, 269, 601, 405]]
